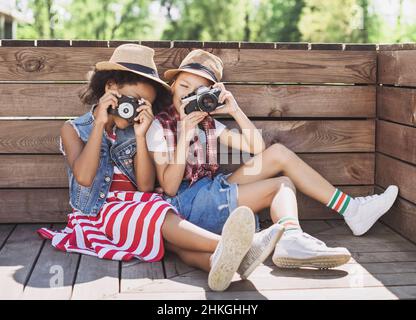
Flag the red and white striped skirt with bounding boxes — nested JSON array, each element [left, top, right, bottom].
[[37, 191, 179, 262]]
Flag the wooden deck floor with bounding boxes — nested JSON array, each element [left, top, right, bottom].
[[1, 220, 416, 300]]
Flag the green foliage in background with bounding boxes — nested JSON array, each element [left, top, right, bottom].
[[14, 0, 416, 43], [253, 0, 305, 42], [65, 0, 155, 39], [299, 0, 380, 42], [161, 0, 251, 41], [16, 0, 157, 39]]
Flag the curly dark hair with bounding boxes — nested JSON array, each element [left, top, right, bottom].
[[80, 69, 172, 115]]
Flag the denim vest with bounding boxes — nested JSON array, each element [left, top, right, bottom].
[[60, 105, 138, 216]]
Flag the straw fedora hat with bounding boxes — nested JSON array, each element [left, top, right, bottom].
[[164, 49, 224, 83], [95, 44, 170, 91]]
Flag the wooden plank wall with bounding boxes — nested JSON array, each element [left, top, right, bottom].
[[0, 40, 377, 223], [377, 44, 416, 243]]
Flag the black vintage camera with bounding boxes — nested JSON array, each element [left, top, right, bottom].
[[107, 95, 144, 124], [182, 86, 224, 115]]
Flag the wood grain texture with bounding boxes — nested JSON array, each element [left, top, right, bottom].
[[163, 251, 197, 279], [0, 155, 67, 188], [71, 255, 119, 299], [0, 48, 376, 83], [220, 153, 375, 185], [376, 153, 416, 205], [377, 120, 416, 165], [376, 186, 416, 245], [22, 224, 80, 300], [0, 153, 374, 189], [0, 189, 70, 223], [0, 224, 15, 249], [0, 224, 47, 299], [121, 260, 165, 293], [0, 119, 375, 154], [0, 47, 111, 81], [0, 186, 374, 223], [233, 49, 376, 83], [0, 84, 375, 118], [375, 64, 416, 250], [0, 121, 64, 154], [378, 44, 416, 51], [223, 120, 375, 153], [378, 50, 416, 87], [228, 85, 375, 118], [0, 83, 89, 117], [1, 220, 415, 300], [377, 86, 416, 127], [2, 42, 416, 300]]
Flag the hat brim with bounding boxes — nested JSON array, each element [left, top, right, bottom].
[[95, 61, 171, 91], [164, 68, 217, 84]]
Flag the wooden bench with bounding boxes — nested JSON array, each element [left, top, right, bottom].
[[0, 40, 415, 299]]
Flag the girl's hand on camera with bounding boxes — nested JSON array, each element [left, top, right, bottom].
[[179, 102, 207, 142], [209, 82, 239, 116], [95, 90, 121, 125], [133, 99, 154, 138]]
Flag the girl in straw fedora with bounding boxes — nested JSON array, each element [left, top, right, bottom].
[[37, 44, 260, 292], [147, 49, 398, 275]]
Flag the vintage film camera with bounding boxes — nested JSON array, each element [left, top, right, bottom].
[[107, 95, 145, 124], [181, 86, 224, 115]]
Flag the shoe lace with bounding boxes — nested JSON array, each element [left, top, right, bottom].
[[355, 194, 378, 204]]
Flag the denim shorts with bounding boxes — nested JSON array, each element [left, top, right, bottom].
[[164, 173, 260, 235]]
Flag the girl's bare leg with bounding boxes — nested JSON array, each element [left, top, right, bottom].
[[228, 143, 336, 205], [236, 175, 299, 223], [165, 242, 212, 272], [162, 180, 301, 275], [161, 210, 220, 253], [270, 178, 299, 224]]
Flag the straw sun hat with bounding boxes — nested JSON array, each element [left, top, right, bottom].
[[95, 44, 170, 91], [164, 49, 224, 84]]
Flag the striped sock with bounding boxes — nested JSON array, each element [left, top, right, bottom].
[[278, 216, 302, 234], [327, 188, 354, 216]]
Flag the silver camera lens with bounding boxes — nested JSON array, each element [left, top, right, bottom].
[[198, 93, 218, 112], [118, 102, 134, 119]]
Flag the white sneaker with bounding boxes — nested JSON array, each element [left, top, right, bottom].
[[237, 223, 285, 280], [208, 206, 255, 292], [272, 232, 351, 269], [344, 185, 399, 236]]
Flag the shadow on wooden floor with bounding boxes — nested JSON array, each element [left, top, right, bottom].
[[1, 220, 416, 300]]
